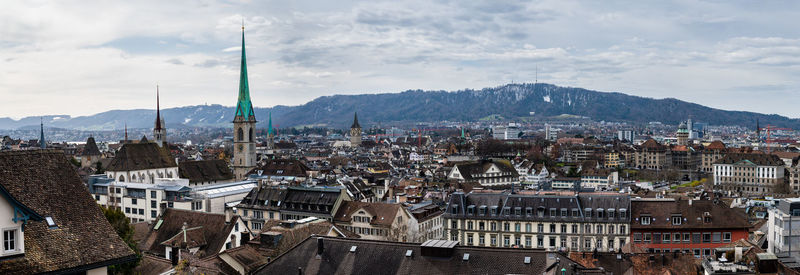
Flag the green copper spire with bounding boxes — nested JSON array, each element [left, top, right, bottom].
[[234, 26, 255, 121], [267, 112, 273, 136]]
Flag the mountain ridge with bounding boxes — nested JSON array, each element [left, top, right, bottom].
[[1, 83, 796, 130]]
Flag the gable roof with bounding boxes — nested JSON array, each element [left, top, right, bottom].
[[179, 159, 234, 183], [334, 201, 402, 227], [0, 150, 136, 274], [141, 208, 238, 258], [714, 153, 783, 166], [107, 142, 177, 171]]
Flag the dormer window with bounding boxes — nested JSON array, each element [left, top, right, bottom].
[[451, 205, 459, 214], [503, 207, 510, 216], [672, 215, 682, 225], [641, 216, 651, 225], [479, 206, 487, 216], [467, 205, 475, 215], [514, 207, 521, 216], [549, 208, 556, 217]]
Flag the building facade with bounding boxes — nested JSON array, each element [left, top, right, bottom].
[[713, 153, 785, 195], [350, 112, 362, 146], [768, 198, 800, 256], [630, 198, 750, 257], [447, 159, 520, 186], [444, 191, 630, 252]]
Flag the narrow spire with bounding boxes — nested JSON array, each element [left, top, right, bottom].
[[351, 112, 361, 129], [39, 117, 45, 149], [124, 122, 128, 142], [268, 112, 273, 136], [155, 85, 163, 130], [234, 25, 255, 121]]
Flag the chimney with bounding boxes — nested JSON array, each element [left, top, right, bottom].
[[317, 237, 324, 257], [260, 231, 283, 249], [225, 209, 232, 224], [688, 199, 692, 206]]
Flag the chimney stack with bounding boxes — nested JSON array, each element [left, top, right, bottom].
[[689, 199, 692, 206], [225, 209, 232, 224], [317, 237, 324, 257]]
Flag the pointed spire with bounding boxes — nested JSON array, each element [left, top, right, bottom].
[[268, 112, 273, 136], [234, 24, 255, 121], [39, 117, 46, 149], [155, 85, 163, 130], [351, 112, 361, 129], [124, 122, 128, 142]]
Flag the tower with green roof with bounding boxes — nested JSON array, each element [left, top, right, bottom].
[[232, 25, 257, 180]]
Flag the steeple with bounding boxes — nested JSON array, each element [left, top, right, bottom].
[[268, 112, 273, 137], [153, 85, 167, 147], [124, 122, 128, 143], [234, 25, 255, 121], [155, 85, 162, 130], [39, 118, 46, 149], [351, 112, 361, 129]]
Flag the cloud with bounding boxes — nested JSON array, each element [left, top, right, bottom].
[[1, 0, 800, 119]]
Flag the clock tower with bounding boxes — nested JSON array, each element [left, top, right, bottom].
[[232, 25, 257, 180]]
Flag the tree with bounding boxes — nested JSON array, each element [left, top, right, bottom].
[[94, 161, 105, 174], [101, 206, 141, 274]]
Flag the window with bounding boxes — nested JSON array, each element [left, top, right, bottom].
[[151, 210, 157, 218], [549, 208, 556, 217], [572, 225, 578, 233], [712, 232, 721, 243], [467, 222, 473, 230], [633, 233, 642, 242], [479, 206, 487, 216], [537, 224, 543, 233], [672, 216, 682, 225], [515, 223, 521, 232], [663, 233, 670, 243], [641, 216, 651, 225], [572, 209, 579, 217], [151, 200, 157, 208], [684, 233, 691, 242], [479, 235, 485, 245], [515, 207, 521, 216], [491, 222, 497, 231], [467, 235, 474, 246], [549, 237, 556, 247], [620, 209, 627, 219], [585, 208, 592, 218], [585, 224, 591, 234], [503, 207, 510, 216], [693, 233, 701, 243], [549, 224, 556, 233], [525, 223, 531, 232], [151, 191, 157, 198], [596, 225, 603, 234], [608, 225, 615, 235], [491, 235, 497, 246], [504, 223, 510, 231], [525, 207, 532, 216], [643, 233, 652, 243], [703, 233, 711, 243], [131, 198, 138, 205], [3, 229, 17, 252], [125, 207, 130, 213], [451, 221, 457, 229], [723, 232, 732, 243], [561, 209, 567, 217], [479, 222, 485, 231], [537, 236, 543, 247], [525, 237, 532, 247], [561, 224, 567, 233], [620, 225, 626, 235], [139, 209, 144, 215], [504, 236, 510, 247], [45, 217, 56, 228]]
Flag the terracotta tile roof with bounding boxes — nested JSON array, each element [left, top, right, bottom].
[[0, 150, 136, 274], [178, 159, 234, 183], [334, 201, 402, 227], [107, 142, 177, 171], [706, 140, 726, 150], [630, 199, 750, 230]]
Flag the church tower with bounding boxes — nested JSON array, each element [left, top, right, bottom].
[[266, 112, 274, 149], [350, 112, 362, 146], [232, 25, 257, 180], [677, 121, 689, 146], [153, 85, 166, 147]]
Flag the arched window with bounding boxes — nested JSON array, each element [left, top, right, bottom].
[[249, 128, 254, 142], [119, 175, 125, 182], [131, 174, 136, 181], [237, 127, 244, 141]]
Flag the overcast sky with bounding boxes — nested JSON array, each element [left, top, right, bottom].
[[2, 0, 799, 118]]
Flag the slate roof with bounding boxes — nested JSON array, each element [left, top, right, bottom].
[[81, 136, 101, 156], [237, 185, 288, 211], [254, 236, 599, 275], [630, 199, 751, 229], [453, 159, 519, 181], [179, 159, 234, 183], [281, 187, 344, 216], [0, 150, 136, 274], [140, 208, 238, 258], [107, 142, 177, 171], [247, 159, 311, 178], [334, 201, 402, 227], [713, 153, 784, 166]]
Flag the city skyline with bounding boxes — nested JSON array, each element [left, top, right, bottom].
[[2, 0, 800, 118]]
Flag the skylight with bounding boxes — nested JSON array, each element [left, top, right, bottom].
[[45, 216, 57, 228]]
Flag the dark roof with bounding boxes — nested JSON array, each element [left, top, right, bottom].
[[237, 185, 288, 211], [630, 199, 750, 229], [107, 142, 177, 171], [248, 159, 311, 178], [0, 150, 136, 274], [445, 191, 630, 223], [281, 187, 344, 216], [179, 159, 234, 183], [334, 201, 402, 227], [453, 159, 519, 181], [140, 208, 239, 258], [340, 179, 375, 201], [82, 136, 101, 156], [713, 153, 784, 166], [254, 236, 598, 275]]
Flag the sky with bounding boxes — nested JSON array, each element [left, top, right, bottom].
[[1, 0, 800, 118]]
